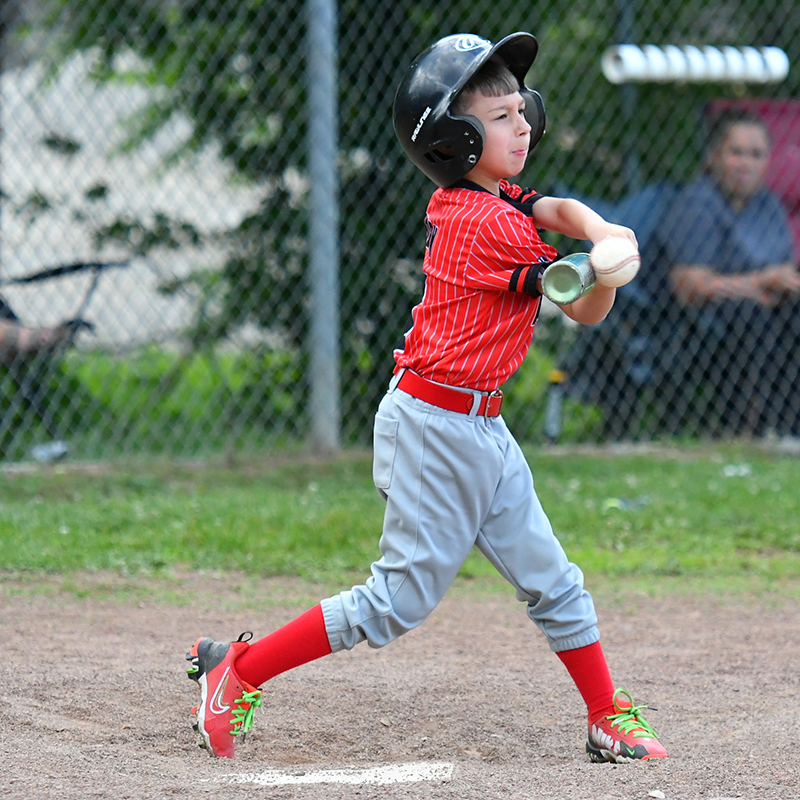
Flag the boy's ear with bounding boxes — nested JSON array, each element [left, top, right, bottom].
[[520, 89, 546, 151]]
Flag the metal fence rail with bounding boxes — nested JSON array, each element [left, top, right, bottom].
[[1, 0, 799, 462]]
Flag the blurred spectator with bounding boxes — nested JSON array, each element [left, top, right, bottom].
[[650, 107, 800, 436], [0, 295, 86, 460], [0, 296, 75, 365]]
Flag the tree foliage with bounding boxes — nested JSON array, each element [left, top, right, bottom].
[[31, 0, 800, 434]]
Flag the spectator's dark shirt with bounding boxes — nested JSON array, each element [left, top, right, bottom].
[[653, 174, 794, 333], [660, 174, 793, 272]]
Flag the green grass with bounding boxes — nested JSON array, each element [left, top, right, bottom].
[[1, 444, 800, 595]]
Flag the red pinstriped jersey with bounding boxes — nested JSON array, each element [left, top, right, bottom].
[[394, 179, 558, 390]]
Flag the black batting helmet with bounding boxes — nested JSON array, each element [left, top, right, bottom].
[[392, 32, 546, 187]]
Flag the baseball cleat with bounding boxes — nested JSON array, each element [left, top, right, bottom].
[[586, 689, 668, 763], [186, 631, 262, 759]]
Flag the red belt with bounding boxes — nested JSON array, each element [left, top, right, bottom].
[[395, 369, 503, 417]]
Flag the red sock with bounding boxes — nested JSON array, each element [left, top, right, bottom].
[[235, 604, 332, 688], [556, 641, 616, 722]]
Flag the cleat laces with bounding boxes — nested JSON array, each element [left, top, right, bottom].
[[604, 689, 659, 739], [231, 689, 262, 736]]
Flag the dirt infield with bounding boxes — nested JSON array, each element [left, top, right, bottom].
[[1, 576, 798, 800]]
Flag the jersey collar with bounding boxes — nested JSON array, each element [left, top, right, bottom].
[[449, 179, 535, 217], [449, 179, 494, 193]]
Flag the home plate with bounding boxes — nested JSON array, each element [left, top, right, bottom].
[[207, 761, 454, 787]]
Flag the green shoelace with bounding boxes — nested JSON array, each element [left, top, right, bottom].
[[605, 688, 659, 739], [231, 689, 263, 736]]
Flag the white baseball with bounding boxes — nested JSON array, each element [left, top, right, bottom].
[[589, 236, 641, 287]]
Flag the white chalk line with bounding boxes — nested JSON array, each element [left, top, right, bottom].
[[206, 760, 454, 787]]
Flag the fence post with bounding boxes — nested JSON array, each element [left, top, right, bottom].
[[305, 0, 341, 453]]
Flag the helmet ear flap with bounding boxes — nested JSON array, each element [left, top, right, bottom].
[[520, 89, 546, 151], [455, 113, 486, 169], [420, 114, 485, 186]]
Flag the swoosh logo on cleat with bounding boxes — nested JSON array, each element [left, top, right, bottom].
[[209, 667, 231, 714]]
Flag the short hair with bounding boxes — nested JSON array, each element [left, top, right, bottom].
[[450, 58, 520, 116], [706, 107, 771, 156]]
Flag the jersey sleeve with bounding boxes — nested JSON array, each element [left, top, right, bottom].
[[500, 181, 544, 211], [465, 206, 558, 296]]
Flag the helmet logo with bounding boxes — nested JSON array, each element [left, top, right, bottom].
[[411, 106, 432, 142], [455, 35, 489, 52]]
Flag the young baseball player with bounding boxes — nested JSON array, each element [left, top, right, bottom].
[[185, 32, 668, 764]]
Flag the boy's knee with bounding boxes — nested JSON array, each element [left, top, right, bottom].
[[321, 589, 431, 652], [519, 570, 599, 649]]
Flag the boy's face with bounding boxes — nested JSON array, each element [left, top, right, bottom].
[[462, 90, 531, 192]]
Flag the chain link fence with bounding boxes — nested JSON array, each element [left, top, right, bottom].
[[1, 0, 799, 462]]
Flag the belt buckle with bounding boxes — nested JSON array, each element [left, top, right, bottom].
[[485, 389, 503, 419]]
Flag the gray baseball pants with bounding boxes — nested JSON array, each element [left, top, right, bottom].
[[321, 377, 600, 654]]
